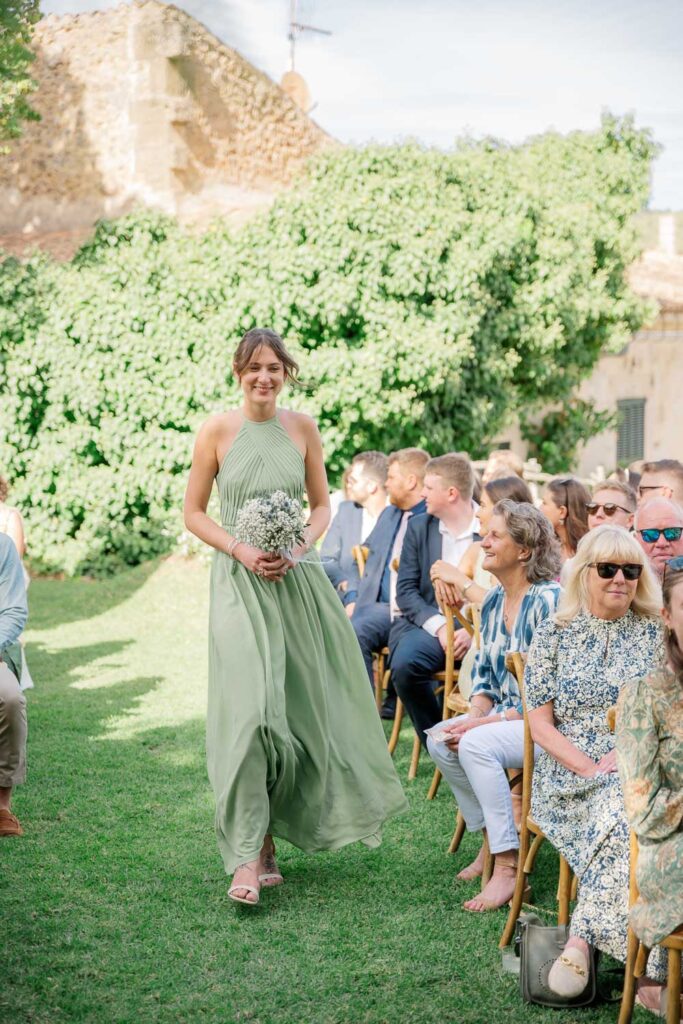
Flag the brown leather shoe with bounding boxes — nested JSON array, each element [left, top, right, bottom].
[[0, 808, 23, 836]]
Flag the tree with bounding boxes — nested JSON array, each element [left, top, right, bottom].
[[0, 116, 657, 574], [0, 0, 41, 149]]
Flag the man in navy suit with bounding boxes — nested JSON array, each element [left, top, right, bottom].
[[320, 451, 388, 608], [350, 449, 429, 713], [390, 453, 479, 746]]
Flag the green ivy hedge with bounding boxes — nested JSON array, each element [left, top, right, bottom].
[[0, 114, 656, 574]]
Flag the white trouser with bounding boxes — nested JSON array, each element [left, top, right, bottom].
[[427, 712, 537, 854]]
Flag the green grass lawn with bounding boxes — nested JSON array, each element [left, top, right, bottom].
[[3, 558, 646, 1024]]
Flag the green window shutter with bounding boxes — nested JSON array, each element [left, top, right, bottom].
[[617, 399, 645, 463]]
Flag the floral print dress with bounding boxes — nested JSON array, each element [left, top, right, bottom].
[[525, 610, 665, 975], [617, 668, 683, 949]]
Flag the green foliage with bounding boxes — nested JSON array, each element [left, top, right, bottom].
[[0, 0, 41, 148], [521, 400, 618, 476], [0, 115, 656, 574]]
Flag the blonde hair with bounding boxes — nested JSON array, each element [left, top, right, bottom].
[[388, 447, 430, 482], [425, 453, 474, 502], [555, 524, 661, 626]]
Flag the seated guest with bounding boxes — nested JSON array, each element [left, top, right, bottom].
[[638, 458, 683, 507], [635, 497, 683, 580], [427, 501, 561, 911], [431, 475, 533, 609], [617, 558, 683, 1015], [586, 480, 637, 532], [350, 448, 429, 713], [320, 451, 388, 608], [540, 476, 591, 563], [525, 526, 663, 998], [390, 454, 478, 745], [0, 532, 29, 837], [482, 449, 525, 484]]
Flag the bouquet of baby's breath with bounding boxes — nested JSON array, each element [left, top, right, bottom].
[[234, 491, 306, 556]]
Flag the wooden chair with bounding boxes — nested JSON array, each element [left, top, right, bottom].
[[351, 544, 369, 579], [618, 831, 683, 1024], [499, 650, 574, 949], [426, 603, 476, 799]]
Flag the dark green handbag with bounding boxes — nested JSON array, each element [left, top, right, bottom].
[[515, 913, 598, 1008]]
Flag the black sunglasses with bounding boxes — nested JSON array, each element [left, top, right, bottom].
[[589, 562, 643, 581], [585, 501, 632, 517], [638, 527, 683, 544]]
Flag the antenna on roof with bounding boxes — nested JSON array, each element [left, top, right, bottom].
[[287, 0, 331, 72]]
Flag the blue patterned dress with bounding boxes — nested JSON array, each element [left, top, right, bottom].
[[470, 581, 561, 711], [525, 610, 665, 974]]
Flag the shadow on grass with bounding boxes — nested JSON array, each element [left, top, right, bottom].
[[27, 559, 161, 630]]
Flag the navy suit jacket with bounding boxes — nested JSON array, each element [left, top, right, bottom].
[[320, 500, 363, 601], [394, 514, 443, 635], [356, 500, 427, 610]]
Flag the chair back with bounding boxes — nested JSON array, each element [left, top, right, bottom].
[[352, 544, 369, 578], [505, 651, 533, 823]]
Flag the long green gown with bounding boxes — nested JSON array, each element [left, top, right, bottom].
[[207, 414, 408, 873]]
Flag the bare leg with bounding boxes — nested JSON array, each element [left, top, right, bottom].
[[463, 849, 517, 911], [229, 859, 261, 904], [457, 835, 486, 881], [259, 834, 284, 887]]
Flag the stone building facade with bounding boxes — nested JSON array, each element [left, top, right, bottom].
[[0, 0, 331, 253]]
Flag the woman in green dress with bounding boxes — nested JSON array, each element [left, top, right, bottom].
[[617, 557, 683, 1014], [184, 329, 408, 905]]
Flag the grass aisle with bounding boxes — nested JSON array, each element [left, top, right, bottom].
[[4, 559, 642, 1024]]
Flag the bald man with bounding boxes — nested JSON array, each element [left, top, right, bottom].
[[635, 497, 683, 580]]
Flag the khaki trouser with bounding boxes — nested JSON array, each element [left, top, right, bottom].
[[0, 661, 27, 787]]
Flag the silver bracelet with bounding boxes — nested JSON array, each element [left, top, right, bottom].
[[226, 537, 239, 558]]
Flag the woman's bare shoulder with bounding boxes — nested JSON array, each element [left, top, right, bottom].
[[279, 408, 319, 434]]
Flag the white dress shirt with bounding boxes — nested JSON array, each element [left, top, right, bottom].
[[423, 513, 479, 636]]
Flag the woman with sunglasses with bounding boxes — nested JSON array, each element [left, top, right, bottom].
[[540, 477, 591, 563], [524, 526, 663, 998], [616, 556, 683, 1016], [586, 480, 637, 532]]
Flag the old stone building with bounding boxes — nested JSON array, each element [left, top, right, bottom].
[[0, 0, 331, 256]]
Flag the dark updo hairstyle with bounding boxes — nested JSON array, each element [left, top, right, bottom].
[[233, 328, 301, 386], [663, 565, 683, 681], [546, 476, 591, 555], [0, 475, 8, 503], [484, 474, 533, 507]]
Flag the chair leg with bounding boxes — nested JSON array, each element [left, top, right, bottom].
[[617, 929, 640, 1024], [570, 874, 578, 901], [523, 832, 545, 874], [387, 700, 403, 755], [499, 823, 531, 949], [666, 948, 681, 1024], [448, 811, 466, 855], [408, 735, 421, 780], [557, 856, 573, 926], [374, 654, 384, 712], [635, 944, 651, 978], [427, 767, 441, 801], [481, 834, 494, 887]]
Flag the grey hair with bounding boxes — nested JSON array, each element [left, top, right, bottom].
[[634, 497, 683, 530], [492, 499, 562, 583]]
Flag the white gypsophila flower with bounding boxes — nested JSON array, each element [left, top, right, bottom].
[[234, 491, 306, 553]]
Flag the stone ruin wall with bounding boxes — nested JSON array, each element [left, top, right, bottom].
[[0, 0, 332, 245]]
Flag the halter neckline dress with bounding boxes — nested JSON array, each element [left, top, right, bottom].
[[207, 413, 407, 872]]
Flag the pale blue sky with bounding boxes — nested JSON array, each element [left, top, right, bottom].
[[43, 0, 683, 208]]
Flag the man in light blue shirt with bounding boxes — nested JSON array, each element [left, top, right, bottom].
[[0, 533, 29, 837]]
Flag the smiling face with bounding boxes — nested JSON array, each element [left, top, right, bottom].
[[421, 472, 455, 518], [481, 512, 528, 578], [586, 562, 639, 620], [588, 488, 635, 531], [478, 488, 496, 534], [236, 344, 285, 406]]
